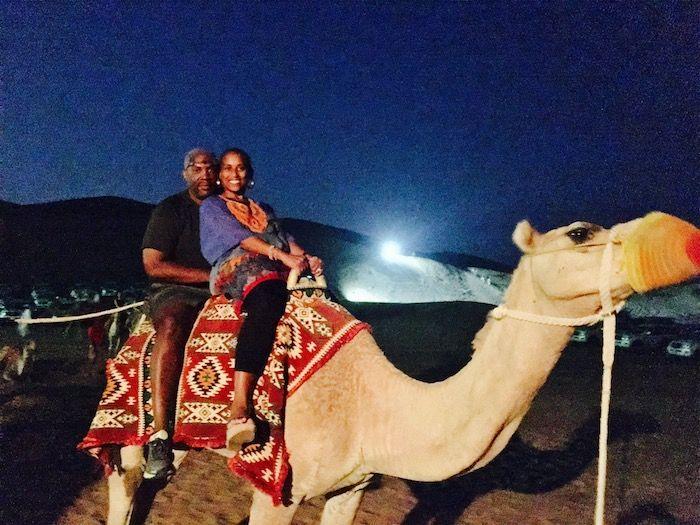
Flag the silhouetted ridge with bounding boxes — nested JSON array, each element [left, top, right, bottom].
[[0, 197, 506, 289]]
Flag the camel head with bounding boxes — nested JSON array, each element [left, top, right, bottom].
[[511, 212, 700, 315]]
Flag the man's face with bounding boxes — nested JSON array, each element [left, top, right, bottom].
[[185, 153, 217, 199]]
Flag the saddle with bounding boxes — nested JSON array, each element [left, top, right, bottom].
[[79, 283, 369, 505]]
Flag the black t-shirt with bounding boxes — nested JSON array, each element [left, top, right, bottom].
[[142, 191, 211, 285]]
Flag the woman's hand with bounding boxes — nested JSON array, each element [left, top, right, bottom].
[[279, 251, 309, 273], [306, 255, 324, 277]]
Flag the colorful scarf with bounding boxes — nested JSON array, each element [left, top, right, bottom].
[[222, 196, 268, 233]]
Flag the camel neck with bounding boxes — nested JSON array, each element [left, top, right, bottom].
[[360, 262, 574, 481]]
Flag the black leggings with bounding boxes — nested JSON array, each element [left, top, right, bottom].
[[235, 279, 288, 375]]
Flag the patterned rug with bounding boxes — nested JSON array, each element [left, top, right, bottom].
[[78, 291, 369, 505], [231, 289, 369, 504], [77, 314, 158, 456]]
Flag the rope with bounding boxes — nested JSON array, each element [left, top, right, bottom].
[[490, 231, 623, 525], [13, 301, 145, 325]]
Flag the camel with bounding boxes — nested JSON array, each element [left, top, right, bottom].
[[0, 339, 36, 381], [105, 212, 699, 525], [0, 339, 37, 382]]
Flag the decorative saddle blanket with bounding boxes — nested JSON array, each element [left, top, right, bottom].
[[78, 290, 369, 505]]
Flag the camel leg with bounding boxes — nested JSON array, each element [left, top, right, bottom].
[[107, 445, 144, 525], [126, 449, 190, 525], [248, 489, 300, 525], [319, 486, 366, 525]]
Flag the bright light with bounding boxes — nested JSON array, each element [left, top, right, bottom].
[[342, 286, 383, 303], [381, 241, 402, 261]]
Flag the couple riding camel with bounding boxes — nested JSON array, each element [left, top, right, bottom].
[[142, 147, 324, 480]]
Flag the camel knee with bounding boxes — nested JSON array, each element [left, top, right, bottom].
[[248, 489, 299, 525], [119, 445, 144, 470], [107, 457, 144, 525], [320, 487, 366, 525]]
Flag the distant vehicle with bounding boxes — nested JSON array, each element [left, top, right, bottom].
[[614, 330, 650, 348], [0, 299, 32, 319], [70, 284, 98, 302], [666, 339, 698, 358], [54, 295, 76, 306], [101, 282, 119, 297], [31, 285, 56, 308]]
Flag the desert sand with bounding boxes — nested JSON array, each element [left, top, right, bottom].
[[1, 302, 697, 525]]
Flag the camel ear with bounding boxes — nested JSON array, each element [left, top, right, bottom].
[[513, 220, 539, 253]]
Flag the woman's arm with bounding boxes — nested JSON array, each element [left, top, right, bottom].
[[240, 236, 309, 273], [288, 240, 324, 276]]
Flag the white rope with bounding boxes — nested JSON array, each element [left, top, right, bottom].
[[12, 301, 145, 325], [490, 302, 624, 327], [490, 230, 623, 525], [593, 229, 621, 525]]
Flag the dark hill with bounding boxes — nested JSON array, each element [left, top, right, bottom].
[[0, 197, 153, 289], [0, 197, 507, 291]]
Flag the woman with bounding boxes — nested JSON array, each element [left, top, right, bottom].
[[199, 148, 323, 451]]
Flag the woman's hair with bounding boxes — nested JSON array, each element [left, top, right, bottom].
[[219, 147, 255, 180]]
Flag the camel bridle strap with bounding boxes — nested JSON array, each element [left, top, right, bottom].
[[490, 227, 623, 525]]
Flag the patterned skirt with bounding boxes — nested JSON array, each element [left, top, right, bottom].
[[210, 248, 288, 311]]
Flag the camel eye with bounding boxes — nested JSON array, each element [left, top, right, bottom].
[[567, 227, 591, 244]]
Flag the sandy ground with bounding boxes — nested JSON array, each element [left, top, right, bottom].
[[0, 305, 698, 525]]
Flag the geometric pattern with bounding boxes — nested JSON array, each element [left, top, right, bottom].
[[100, 364, 129, 405], [291, 306, 328, 333], [79, 290, 370, 505], [203, 302, 240, 320], [188, 332, 237, 354], [185, 355, 232, 398], [172, 294, 245, 449], [232, 289, 370, 505], [179, 402, 229, 424], [77, 322, 157, 462], [90, 409, 131, 429]]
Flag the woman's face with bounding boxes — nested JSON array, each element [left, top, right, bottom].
[[219, 152, 249, 195]]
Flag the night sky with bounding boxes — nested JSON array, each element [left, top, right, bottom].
[[2, 2, 698, 265]]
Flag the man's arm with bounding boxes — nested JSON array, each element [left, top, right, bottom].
[[142, 248, 210, 284]]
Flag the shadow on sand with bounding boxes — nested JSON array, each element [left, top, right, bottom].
[[401, 410, 673, 525], [0, 377, 104, 525]]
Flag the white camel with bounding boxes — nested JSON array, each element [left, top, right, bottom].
[[106, 212, 699, 525]]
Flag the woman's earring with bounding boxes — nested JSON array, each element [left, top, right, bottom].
[[247, 179, 255, 189]]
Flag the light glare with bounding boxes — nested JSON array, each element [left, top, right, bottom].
[[381, 241, 402, 261]]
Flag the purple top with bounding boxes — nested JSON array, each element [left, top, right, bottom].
[[199, 195, 290, 265]]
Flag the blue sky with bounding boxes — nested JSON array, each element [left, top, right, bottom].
[[2, 1, 697, 264]]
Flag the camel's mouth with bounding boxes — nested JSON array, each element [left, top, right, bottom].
[[623, 212, 700, 293]]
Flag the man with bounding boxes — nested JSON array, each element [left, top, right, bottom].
[[141, 148, 217, 479]]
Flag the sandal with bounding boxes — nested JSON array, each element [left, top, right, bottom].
[[226, 417, 256, 453]]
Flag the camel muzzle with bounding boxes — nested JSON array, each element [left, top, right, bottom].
[[623, 212, 700, 293]]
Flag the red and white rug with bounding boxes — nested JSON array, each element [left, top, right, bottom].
[[78, 290, 369, 505]]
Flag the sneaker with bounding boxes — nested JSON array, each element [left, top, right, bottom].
[[143, 430, 173, 480]]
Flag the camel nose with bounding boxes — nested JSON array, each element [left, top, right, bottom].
[[623, 212, 700, 293]]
